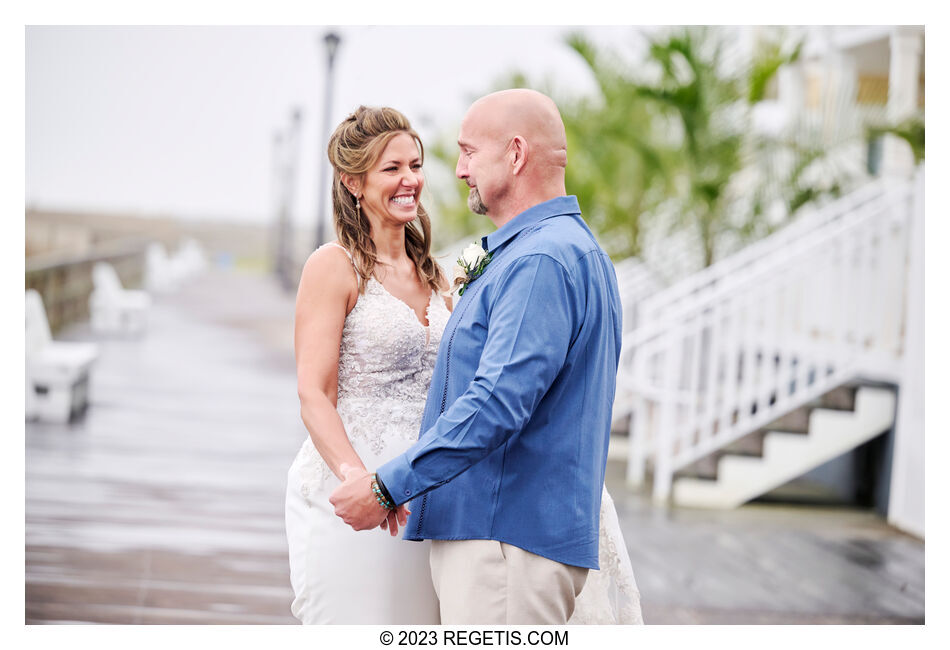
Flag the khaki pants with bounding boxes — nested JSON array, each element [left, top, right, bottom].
[[430, 539, 588, 624]]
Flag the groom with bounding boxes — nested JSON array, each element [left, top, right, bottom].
[[330, 89, 622, 624]]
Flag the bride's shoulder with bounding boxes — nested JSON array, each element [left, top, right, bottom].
[[299, 242, 358, 296], [306, 241, 354, 270]]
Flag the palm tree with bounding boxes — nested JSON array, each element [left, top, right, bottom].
[[429, 26, 866, 269], [557, 34, 674, 259], [628, 26, 802, 266]]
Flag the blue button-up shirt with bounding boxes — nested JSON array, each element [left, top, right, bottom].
[[376, 196, 622, 569]]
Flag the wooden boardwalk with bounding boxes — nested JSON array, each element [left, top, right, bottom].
[[607, 460, 925, 624], [26, 269, 303, 624], [25, 268, 925, 624]]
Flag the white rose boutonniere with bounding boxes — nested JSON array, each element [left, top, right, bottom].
[[451, 241, 493, 297]]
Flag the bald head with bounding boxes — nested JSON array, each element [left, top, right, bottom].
[[456, 89, 568, 225], [465, 89, 568, 171]]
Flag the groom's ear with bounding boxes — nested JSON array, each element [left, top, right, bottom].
[[508, 135, 528, 175]]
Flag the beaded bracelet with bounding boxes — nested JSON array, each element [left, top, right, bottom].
[[371, 474, 395, 510]]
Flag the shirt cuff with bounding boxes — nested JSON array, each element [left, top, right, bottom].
[[376, 453, 419, 507]]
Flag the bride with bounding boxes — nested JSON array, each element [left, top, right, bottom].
[[285, 105, 642, 624]]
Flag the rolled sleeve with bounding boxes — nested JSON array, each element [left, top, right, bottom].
[[377, 254, 577, 505]]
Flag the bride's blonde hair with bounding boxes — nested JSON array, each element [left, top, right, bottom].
[[327, 106, 445, 295]]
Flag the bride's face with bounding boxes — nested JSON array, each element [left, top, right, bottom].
[[359, 133, 424, 229]]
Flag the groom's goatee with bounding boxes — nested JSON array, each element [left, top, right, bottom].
[[468, 186, 488, 215]]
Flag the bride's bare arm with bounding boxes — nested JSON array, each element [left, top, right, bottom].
[[294, 245, 365, 482]]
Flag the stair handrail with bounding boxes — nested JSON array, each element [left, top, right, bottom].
[[637, 177, 898, 320], [628, 179, 912, 347]]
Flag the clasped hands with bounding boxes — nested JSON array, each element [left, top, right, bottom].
[[329, 463, 410, 536]]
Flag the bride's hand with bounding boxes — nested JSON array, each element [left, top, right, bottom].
[[330, 464, 390, 531]]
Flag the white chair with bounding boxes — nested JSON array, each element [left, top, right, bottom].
[[145, 242, 179, 293], [26, 289, 99, 423], [89, 261, 151, 335], [171, 238, 209, 281]]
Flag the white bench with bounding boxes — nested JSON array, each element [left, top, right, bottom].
[[89, 262, 151, 335], [169, 238, 209, 283], [26, 289, 99, 423], [178, 238, 208, 274], [144, 239, 209, 293]]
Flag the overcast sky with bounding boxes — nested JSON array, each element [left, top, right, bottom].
[[25, 25, 649, 226]]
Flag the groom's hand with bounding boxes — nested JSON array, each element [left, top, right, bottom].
[[329, 464, 391, 532]]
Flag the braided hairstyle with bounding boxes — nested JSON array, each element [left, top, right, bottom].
[[326, 105, 445, 294]]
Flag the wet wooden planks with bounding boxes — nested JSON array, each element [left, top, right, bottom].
[[26, 271, 305, 624], [605, 460, 925, 624], [25, 268, 925, 624]]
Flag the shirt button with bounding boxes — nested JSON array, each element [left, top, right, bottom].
[[404, 490, 412, 496]]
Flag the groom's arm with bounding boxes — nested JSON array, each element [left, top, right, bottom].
[[376, 252, 578, 506]]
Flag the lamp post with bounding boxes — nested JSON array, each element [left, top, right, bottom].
[[271, 129, 284, 278], [314, 30, 341, 251], [276, 108, 303, 291], [272, 109, 303, 291]]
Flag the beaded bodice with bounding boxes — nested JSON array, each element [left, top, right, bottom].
[[336, 277, 448, 403], [292, 244, 450, 495]]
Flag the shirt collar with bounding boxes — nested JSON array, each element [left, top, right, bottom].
[[481, 195, 581, 253]]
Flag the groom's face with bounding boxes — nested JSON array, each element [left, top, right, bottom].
[[456, 110, 508, 217]]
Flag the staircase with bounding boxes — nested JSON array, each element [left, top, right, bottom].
[[672, 384, 896, 508], [614, 168, 922, 507]]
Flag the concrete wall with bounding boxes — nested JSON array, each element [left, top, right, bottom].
[[26, 209, 275, 267]]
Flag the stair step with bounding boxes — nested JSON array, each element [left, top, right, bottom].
[[677, 429, 770, 480], [814, 385, 858, 411], [762, 408, 811, 434], [720, 431, 811, 483], [676, 429, 766, 480], [760, 385, 858, 433], [677, 454, 720, 480], [722, 430, 767, 455]]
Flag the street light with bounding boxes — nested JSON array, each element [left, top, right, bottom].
[[314, 30, 342, 251], [275, 108, 302, 291], [271, 129, 284, 278]]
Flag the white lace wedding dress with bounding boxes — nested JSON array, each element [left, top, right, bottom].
[[285, 242, 642, 624]]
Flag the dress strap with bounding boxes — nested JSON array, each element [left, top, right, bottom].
[[321, 242, 357, 270]]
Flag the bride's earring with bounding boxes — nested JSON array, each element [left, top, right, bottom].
[[355, 196, 360, 212]]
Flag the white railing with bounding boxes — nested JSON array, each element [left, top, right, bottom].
[[620, 168, 921, 501], [637, 220, 706, 287], [613, 257, 663, 332], [635, 175, 900, 326]]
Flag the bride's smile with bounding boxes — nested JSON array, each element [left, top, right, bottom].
[[359, 132, 424, 227]]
